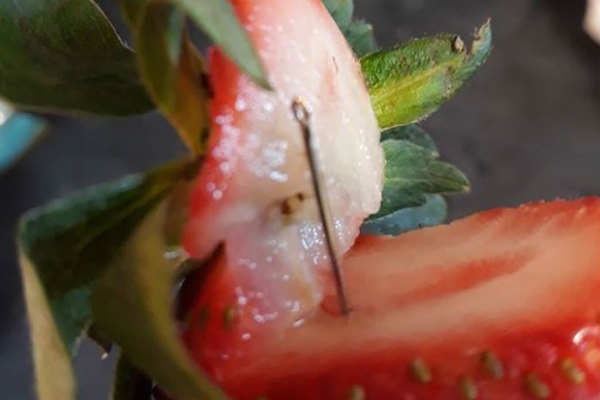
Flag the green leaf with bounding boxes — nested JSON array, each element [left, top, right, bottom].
[[361, 195, 447, 236], [322, 0, 354, 28], [121, 0, 269, 89], [373, 139, 469, 219], [321, 0, 376, 57], [120, 0, 271, 150], [344, 21, 377, 57], [133, 3, 210, 154], [111, 354, 153, 400], [91, 200, 227, 400], [0, 0, 153, 115], [20, 249, 76, 400], [381, 124, 438, 156], [18, 160, 192, 400], [174, 0, 269, 89], [361, 21, 492, 129]]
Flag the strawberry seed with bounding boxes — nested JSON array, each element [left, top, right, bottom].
[[559, 358, 585, 384], [524, 373, 551, 399], [410, 358, 432, 383], [347, 385, 366, 400], [223, 306, 237, 330], [480, 350, 504, 379], [459, 375, 478, 399]]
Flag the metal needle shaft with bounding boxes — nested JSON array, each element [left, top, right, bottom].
[[291, 97, 350, 316]]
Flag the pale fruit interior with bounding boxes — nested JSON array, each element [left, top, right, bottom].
[[186, 0, 383, 330]]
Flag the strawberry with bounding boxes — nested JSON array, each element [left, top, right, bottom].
[[182, 198, 600, 400], [183, 0, 383, 337]]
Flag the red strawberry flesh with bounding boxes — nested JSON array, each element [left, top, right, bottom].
[[182, 198, 600, 400]]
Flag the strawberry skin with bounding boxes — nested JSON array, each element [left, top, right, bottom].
[[181, 198, 600, 400]]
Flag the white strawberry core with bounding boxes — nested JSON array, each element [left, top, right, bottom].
[[186, 0, 383, 331]]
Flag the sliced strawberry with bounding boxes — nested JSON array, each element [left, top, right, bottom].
[[182, 198, 600, 400], [183, 0, 383, 336]]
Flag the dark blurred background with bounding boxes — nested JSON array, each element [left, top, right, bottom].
[[1, 0, 599, 398]]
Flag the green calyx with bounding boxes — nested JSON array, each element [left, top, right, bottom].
[[323, 0, 377, 56], [325, 2, 489, 236], [357, 20, 491, 234], [19, 159, 226, 400], [363, 124, 469, 233], [374, 138, 469, 220], [361, 21, 492, 129], [0, 0, 152, 115]]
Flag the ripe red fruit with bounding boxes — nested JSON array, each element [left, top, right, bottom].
[[181, 198, 600, 400]]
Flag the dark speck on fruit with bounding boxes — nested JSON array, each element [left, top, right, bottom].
[[281, 192, 306, 215]]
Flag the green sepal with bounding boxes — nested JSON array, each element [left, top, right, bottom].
[[0, 0, 153, 115], [361, 194, 447, 236], [322, 0, 354, 28], [132, 3, 211, 154], [343, 21, 378, 57], [91, 200, 227, 400], [175, 0, 270, 89], [372, 139, 469, 220], [361, 21, 492, 129], [121, 0, 270, 89], [322, 0, 377, 56], [18, 160, 194, 400], [381, 124, 438, 156], [120, 0, 274, 151]]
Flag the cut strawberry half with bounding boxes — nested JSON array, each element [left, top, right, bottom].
[[183, 0, 383, 336], [182, 198, 600, 400]]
